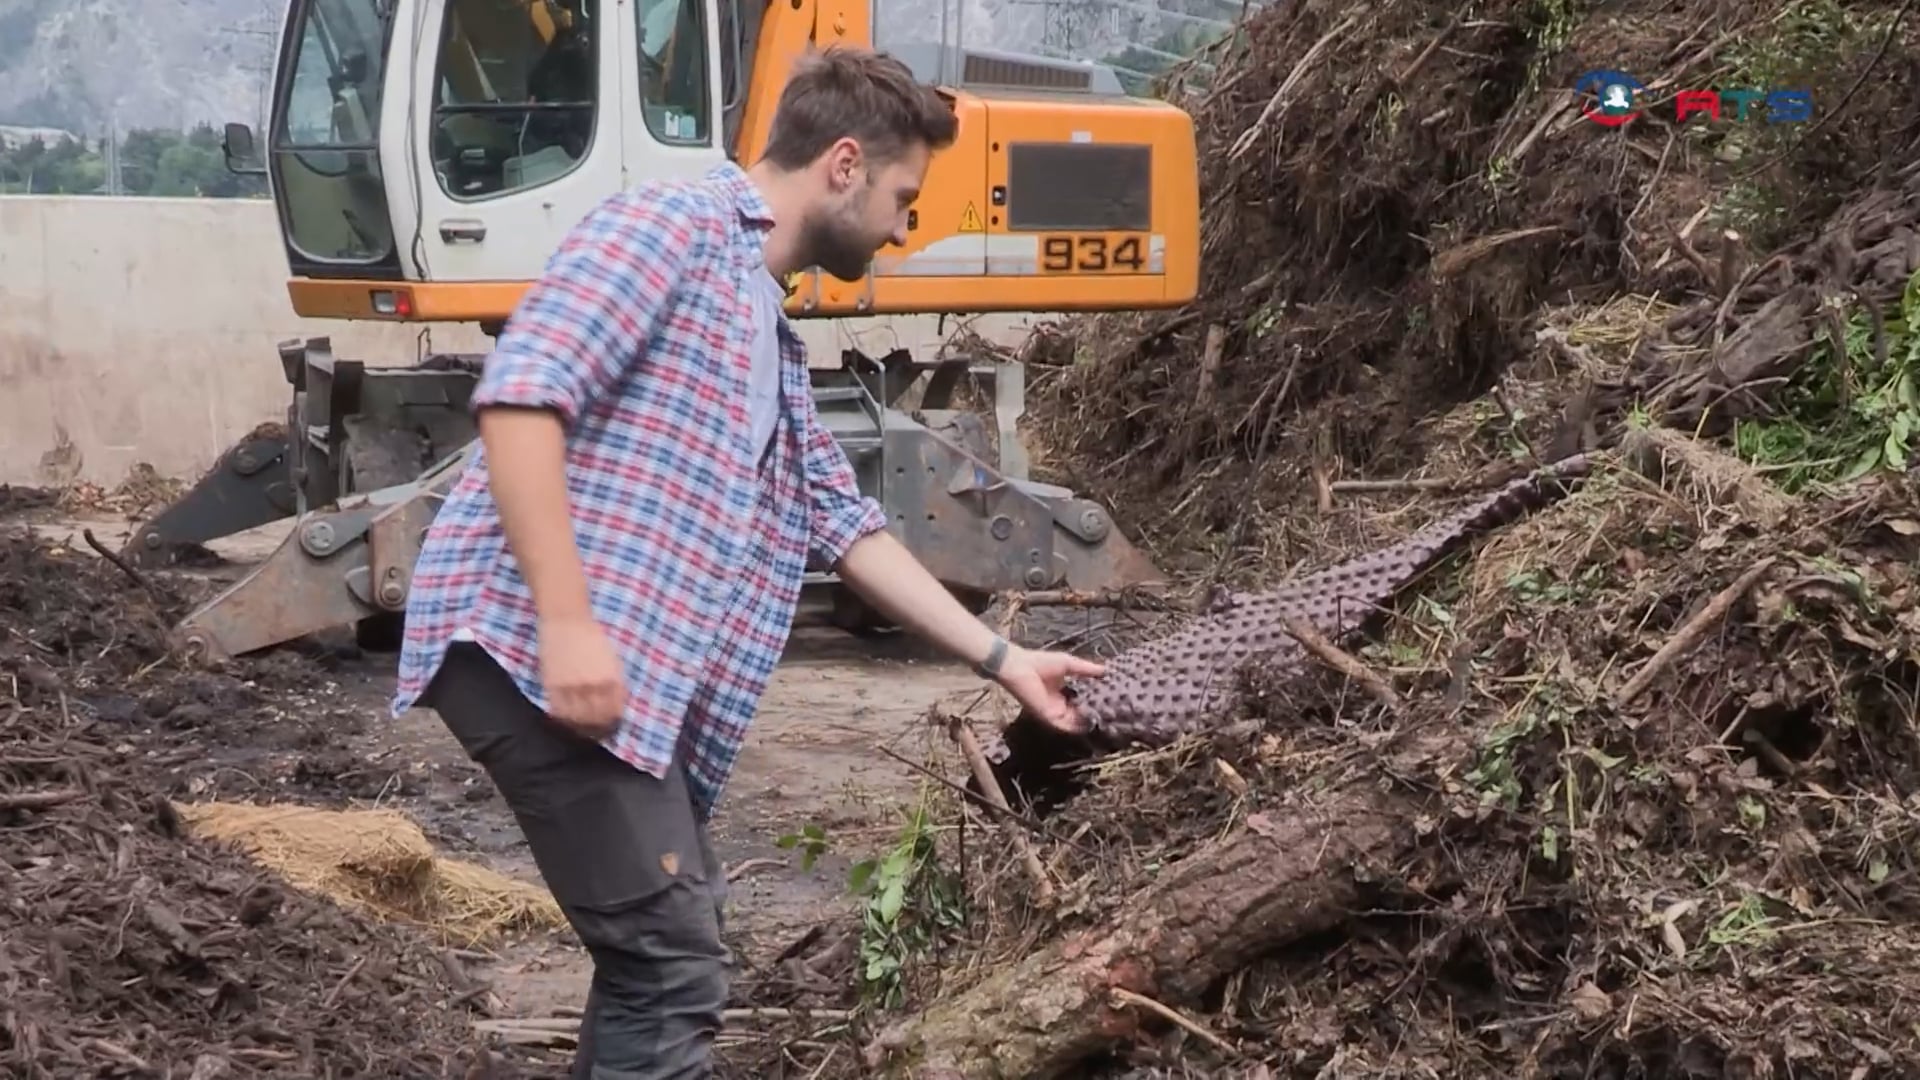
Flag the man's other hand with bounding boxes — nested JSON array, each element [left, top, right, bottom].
[[996, 645, 1106, 734], [537, 616, 628, 738]]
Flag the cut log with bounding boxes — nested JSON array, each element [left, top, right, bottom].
[[864, 787, 1418, 1078]]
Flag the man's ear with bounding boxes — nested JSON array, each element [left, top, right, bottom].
[[823, 137, 863, 192]]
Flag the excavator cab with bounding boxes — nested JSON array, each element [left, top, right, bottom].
[[153, 0, 1200, 659], [244, 0, 1198, 314]]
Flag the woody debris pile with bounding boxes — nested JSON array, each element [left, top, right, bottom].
[[0, 536, 530, 1077], [825, 0, 1920, 1076]]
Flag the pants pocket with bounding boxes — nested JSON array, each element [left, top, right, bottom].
[[508, 766, 710, 910], [425, 642, 711, 909]]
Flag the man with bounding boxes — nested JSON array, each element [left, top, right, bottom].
[[389, 46, 1105, 1080]]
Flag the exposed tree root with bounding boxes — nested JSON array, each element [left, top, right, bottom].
[[864, 775, 1429, 1078]]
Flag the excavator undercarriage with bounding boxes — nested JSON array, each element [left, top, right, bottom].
[[133, 337, 1160, 662]]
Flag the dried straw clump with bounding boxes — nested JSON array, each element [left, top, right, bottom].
[[175, 801, 565, 946]]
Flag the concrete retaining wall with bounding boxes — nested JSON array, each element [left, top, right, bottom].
[[0, 196, 1040, 487]]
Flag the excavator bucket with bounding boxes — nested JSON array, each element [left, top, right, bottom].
[[121, 338, 476, 568], [122, 425, 299, 567], [157, 337, 1161, 661], [171, 447, 468, 663]]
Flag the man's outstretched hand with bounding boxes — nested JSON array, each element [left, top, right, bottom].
[[994, 644, 1106, 734], [828, 530, 1110, 734]]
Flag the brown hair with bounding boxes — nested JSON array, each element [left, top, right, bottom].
[[760, 46, 959, 170]]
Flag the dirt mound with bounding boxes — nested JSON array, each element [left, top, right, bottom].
[[0, 532, 431, 804], [0, 483, 57, 515], [1025, 0, 1920, 579], [0, 530, 867, 1079], [1, 706, 493, 1078], [0, 463, 193, 523], [0, 531, 514, 1078]]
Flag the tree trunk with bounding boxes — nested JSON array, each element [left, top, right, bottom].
[[864, 790, 1415, 1079]]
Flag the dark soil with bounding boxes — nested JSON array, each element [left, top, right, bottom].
[[0, 529, 518, 1078], [0, 529, 885, 1080], [0, 714, 492, 1078], [0, 534, 446, 805], [0, 484, 55, 516]]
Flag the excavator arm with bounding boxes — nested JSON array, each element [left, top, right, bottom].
[[170, 339, 1160, 661], [176, 440, 464, 663]]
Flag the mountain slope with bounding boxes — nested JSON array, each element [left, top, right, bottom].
[[0, 0, 270, 133], [0, 0, 1188, 136]]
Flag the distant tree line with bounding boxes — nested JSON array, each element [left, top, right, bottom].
[[1096, 11, 1232, 97], [0, 123, 267, 198]]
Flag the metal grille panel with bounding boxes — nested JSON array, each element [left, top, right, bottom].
[[962, 53, 1093, 91]]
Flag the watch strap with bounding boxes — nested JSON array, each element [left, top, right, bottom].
[[972, 635, 1009, 679]]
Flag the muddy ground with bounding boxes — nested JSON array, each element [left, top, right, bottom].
[[1, 506, 1067, 1075]]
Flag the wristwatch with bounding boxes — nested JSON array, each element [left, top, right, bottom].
[[972, 635, 1010, 679]]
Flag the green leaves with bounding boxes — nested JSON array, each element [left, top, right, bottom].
[[774, 822, 828, 873], [1735, 269, 1920, 493]]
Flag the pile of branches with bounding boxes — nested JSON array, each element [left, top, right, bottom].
[[1022, 0, 1920, 578], [860, 433, 1920, 1079], [1598, 155, 1920, 441], [814, 5, 1920, 1065]]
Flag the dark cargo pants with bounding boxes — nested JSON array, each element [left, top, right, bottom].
[[422, 642, 730, 1080]]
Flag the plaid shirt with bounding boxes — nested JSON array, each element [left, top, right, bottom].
[[390, 163, 887, 819]]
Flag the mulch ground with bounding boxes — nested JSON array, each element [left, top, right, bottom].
[[0, 532, 525, 1078], [0, 532, 867, 1079]]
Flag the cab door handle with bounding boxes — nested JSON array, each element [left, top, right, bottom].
[[439, 219, 487, 243]]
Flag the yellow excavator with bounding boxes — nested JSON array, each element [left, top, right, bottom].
[[131, 0, 1200, 660]]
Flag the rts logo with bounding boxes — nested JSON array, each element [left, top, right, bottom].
[[1575, 69, 1644, 127], [1574, 69, 1813, 126]]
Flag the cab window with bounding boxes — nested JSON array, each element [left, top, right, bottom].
[[636, 0, 710, 145], [272, 0, 396, 265], [429, 0, 598, 200]]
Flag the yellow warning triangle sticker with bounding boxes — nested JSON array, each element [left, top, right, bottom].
[[958, 202, 984, 233]]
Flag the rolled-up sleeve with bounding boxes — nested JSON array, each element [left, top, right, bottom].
[[473, 189, 698, 425], [799, 389, 888, 566]]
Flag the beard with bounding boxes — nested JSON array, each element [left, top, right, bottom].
[[798, 199, 880, 282]]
